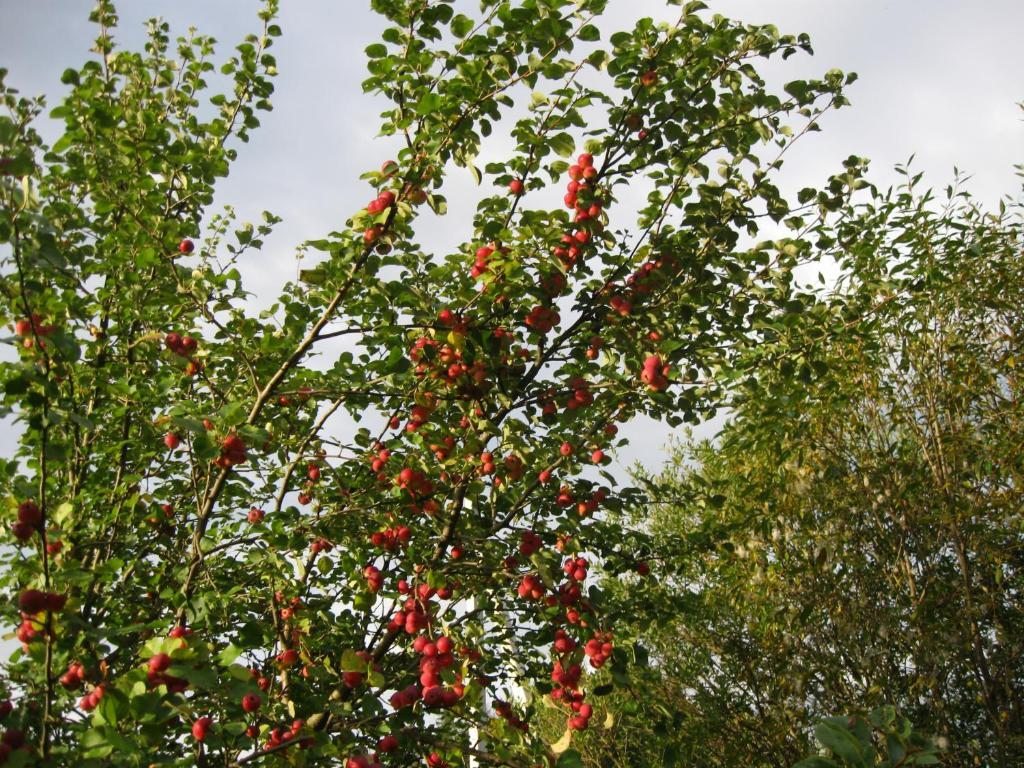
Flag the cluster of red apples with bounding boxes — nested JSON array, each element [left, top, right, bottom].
[[12, 313, 56, 349], [164, 330, 202, 378], [5, 129, 680, 761]]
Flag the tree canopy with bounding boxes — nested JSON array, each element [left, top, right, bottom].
[[0, 0, 873, 765], [577, 162, 1024, 768]]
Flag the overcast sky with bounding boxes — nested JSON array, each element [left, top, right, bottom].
[[1, 0, 1022, 467]]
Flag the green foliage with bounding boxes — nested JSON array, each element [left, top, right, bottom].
[[581, 162, 1024, 767], [0, 0, 862, 764], [795, 707, 940, 768]]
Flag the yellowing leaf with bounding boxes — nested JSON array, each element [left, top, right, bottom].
[[551, 727, 572, 754]]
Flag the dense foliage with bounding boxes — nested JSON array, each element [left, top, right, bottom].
[[0, 1, 866, 765], [568, 164, 1023, 767]]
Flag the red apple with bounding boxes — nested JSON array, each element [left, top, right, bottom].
[[192, 716, 212, 742], [242, 693, 261, 713], [363, 225, 383, 245]]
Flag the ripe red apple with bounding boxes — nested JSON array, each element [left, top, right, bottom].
[[192, 716, 212, 742], [164, 432, 181, 451], [178, 238, 195, 254], [640, 69, 658, 87], [242, 693, 261, 713], [60, 661, 85, 690], [609, 295, 632, 316], [508, 178, 524, 195], [641, 354, 670, 391]]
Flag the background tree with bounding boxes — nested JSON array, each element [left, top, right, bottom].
[[573, 163, 1024, 767], [0, 0, 860, 766]]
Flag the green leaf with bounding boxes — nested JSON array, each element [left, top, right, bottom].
[[365, 43, 387, 59], [218, 644, 244, 666], [218, 401, 247, 426], [451, 14, 474, 38], [300, 268, 327, 285], [814, 722, 868, 767], [3, 375, 29, 395], [792, 759, 839, 768], [169, 664, 219, 690], [340, 649, 367, 672], [415, 93, 443, 116], [548, 132, 575, 158]]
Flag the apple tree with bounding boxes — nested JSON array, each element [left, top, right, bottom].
[[0, 0, 859, 765]]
